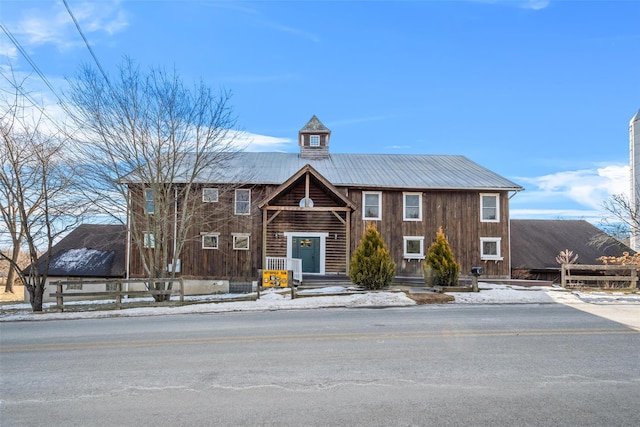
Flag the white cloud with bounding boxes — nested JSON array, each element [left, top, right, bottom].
[[468, 0, 551, 10], [7, 1, 129, 52], [0, 39, 18, 60], [510, 164, 629, 224], [516, 165, 629, 211], [230, 131, 293, 152]]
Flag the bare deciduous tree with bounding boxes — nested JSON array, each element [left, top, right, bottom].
[[67, 58, 241, 301], [1, 71, 82, 310], [602, 191, 637, 245], [555, 249, 579, 265]]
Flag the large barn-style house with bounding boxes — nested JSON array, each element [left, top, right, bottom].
[[128, 116, 523, 289]]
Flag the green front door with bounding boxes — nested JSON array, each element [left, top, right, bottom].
[[292, 237, 320, 273]]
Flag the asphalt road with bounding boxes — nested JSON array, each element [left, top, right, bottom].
[[1, 304, 639, 426]]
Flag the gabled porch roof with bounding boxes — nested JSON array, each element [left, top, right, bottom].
[[259, 163, 356, 210]]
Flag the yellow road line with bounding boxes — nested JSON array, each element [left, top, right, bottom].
[[1, 328, 637, 353]]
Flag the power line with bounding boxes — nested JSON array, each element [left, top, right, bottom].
[[62, 0, 111, 88], [0, 24, 72, 137], [0, 24, 66, 107]]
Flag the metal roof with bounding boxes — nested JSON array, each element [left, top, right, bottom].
[[511, 219, 634, 270], [195, 152, 523, 191], [28, 224, 127, 277]]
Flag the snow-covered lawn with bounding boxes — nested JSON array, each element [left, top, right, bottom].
[[1, 283, 639, 330]]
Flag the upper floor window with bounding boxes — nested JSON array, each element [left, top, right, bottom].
[[310, 135, 320, 147], [202, 233, 219, 249], [403, 236, 425, 259], [235, 189, 251, 215], [143, 232, 155, 249], [233, 233, 250, 250], [403, 192, 422, 221], [145, 188, 154, 214], [363, 191, 382, 220], [480, 194, 499, 222], [203, 188, 219, 203], [480, 237, 503, 260]]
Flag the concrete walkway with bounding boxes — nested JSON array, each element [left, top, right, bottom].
[[548, 290, 640, 332]]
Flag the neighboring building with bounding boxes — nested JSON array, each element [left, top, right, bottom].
[[630, 109, 640, 251], [25, 224, 126, 302], [510, 219, 634, 283], [127, 116, 523, 285]]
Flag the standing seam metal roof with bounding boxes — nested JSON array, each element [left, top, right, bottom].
[[193, 152, 523, 190]]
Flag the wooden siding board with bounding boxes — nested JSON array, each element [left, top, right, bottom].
[[128, 183, 512, 281]]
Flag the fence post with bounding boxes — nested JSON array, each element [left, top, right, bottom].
[[631, 268, 637, 290], [116, 281, 122, 309], [56, 281, 64, 313], [179, 278, 184, 303], [561, 264, 566, 288]]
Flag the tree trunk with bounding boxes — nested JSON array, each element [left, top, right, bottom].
[[4, 270, 15, 293], [151, 280, 172, 302], [27, 283, 44, 312], [3, 245, 22, 294]]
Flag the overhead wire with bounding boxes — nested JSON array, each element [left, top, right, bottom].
[[0, 24, 72, 137], [62, 0, 111, 88]]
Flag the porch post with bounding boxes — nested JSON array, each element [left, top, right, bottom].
[[262, 208, 268, 270], [345, 211, 351, 275]]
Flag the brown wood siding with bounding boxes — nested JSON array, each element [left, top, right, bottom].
[[272, 179, 343, 207], [265, 210, 347, 273], [349, 189, 511, 279], [128, 181, 512, 282]]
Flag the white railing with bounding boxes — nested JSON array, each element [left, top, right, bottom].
[[265, 257, 303, 283]]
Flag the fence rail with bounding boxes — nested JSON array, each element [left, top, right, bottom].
[[561, 264, 638, 289], [49, 278, 184, 312]]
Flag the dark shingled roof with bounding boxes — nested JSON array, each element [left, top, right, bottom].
[[510, 219, 634, 271], [33, 224, 126, 277]]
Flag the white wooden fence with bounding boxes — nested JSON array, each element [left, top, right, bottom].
[[265, 257, 303, 283]]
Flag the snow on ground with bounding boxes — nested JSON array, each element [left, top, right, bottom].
[[448, 282, 556, 304], [1, 283, 639, 328]]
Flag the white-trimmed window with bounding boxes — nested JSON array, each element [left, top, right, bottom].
[[480, 237, 502, 260], [203, 188, 219, 203], [480, 193, 499, 222], [403, 192, 422, 221], [310, 135, 320, 147], [363, 191, 382, 220], [403, 236, 425, 259], [143, 232, 155, 249], [233, 234, 250, 250], [235, 189, 251, 215], [144, 188, 154, 214], [201, 233, 219, 249]]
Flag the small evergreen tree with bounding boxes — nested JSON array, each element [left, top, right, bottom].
[[349, 224, 396, 290], [425, 226, 460, 286]]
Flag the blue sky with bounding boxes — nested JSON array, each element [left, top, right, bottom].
[[1, 0, 639, 224]]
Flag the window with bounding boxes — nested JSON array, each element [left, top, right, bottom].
[[310, 135, 320, 147], [480, 237, 502, 260], [235, 189, 251, 215], [233, 234, 250, 250], [202, 233, 219, 249], [143, 232, 155, 249], [403, 193, 422, 221], [203, 188, 219, 203], [145, 188, 154, 214], [363, 191, 382, 220], [299, 197, 314, 207], [403, 236, 425, 259], [480, 194, 499, 222], [66, 283, 83, 290]]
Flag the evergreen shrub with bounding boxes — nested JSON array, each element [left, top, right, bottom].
[[349, 224, 396, 290]]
